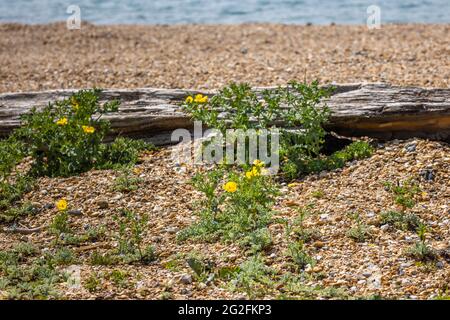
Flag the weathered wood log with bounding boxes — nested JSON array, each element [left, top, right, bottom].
[[0, 83, 449, 144]]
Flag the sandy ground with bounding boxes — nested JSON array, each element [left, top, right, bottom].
[[0, 23, 449, 93]]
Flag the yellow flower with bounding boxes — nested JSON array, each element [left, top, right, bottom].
[[288, 182, 300, 188], [56, 199, 68, 211], [185, 96, 194, 103], [223, 181, 237, 193], [71, 97, 79, 110], [133, 167, 143, 175], [82, 125, 95, 134], [245, 171, 254, 179], [56, 117, 68, 126], [194, 94, 208, 103], [253, 159, 265, 167], [251, 166, 260, 176]]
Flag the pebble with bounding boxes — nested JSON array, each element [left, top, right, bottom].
[[97, 200, 109, 209], [180, 274, 193, 285], [405, 143, 416, 153]]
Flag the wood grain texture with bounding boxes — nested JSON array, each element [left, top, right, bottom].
[[1, 83, 449, 144]]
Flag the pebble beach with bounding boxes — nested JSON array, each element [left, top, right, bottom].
[[0, 21, 449, 301], [0, 22, 449, 93]]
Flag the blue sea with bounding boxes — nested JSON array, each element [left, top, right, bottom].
[[0, 0, 448, 24]]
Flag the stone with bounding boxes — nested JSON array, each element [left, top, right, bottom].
[[97, 200, 109, 209], [180, 274, 193, 285]]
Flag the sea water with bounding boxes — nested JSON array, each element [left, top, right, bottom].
[[0, 0, 448, 24]]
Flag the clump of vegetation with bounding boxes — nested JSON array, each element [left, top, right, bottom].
[[380, 210, 422, 232], [346, 212, 371, 243], [15, 89, 120, 177], [380, 179, 424, 234], [407, 224, 437, 262], [182, 81, 373, 180], [0, 244, 66, 299], [282, 205, 320, 243], [98, 137, 155, 170], [383, 179, 421, 210], [84, 272, 102, 293], [0, 89, 154, 221], [112, 168, 143, 192], [287, 241, 315, 271], [114, 209, 157, 264], [228, 255, 275, 299], [177, 161, 279, 252]]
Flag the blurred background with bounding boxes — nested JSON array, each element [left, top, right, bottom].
[[0, 0, 449, 24]]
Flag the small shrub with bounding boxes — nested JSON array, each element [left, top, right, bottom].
[[113, 169, 142, 192], [114, 210, 156, 264], [228, 255, 275, 299], [384, 179, 420, 210], [98, 137, 155, 170], [407, 224, 437, 262], [380, 210, 422, 232], [287, 241, 315, 271], [178, 162, 279, 251], [16, 89, 120, 177]]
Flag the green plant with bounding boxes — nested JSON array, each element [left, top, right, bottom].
[[0, 135, 26, 180], [114, 210, 156, 264], [284, 206, 319, 243], [0, 201, 39, 223], [89, 250, 119, 266], [16, 89, 120, 177], [346, 224, 370, 243], [380, 210, 422, 232], [281, 140, 373, 179], [407, 224, 437, 262], [108, 269, 129, 288], [346, 212, 371, 243], [186, 254, 215, 282], [311, 189, 325, 199], [0, 175, 36, 213], [287, 241, 315, 271], [84, 272, 102, 293], [0, 244, 65, 299], [384, 179, 420, 210], [51, 247, 76, 265], [178, 164, 279, 251], [49, 211, 71, 236], [228, 255, 275, 299], [97, 137, 155, 170], [113, 169, 142, 192]]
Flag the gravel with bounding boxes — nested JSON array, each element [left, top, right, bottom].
[[0, 139, 448, 299], [0, 23, 448, 93]]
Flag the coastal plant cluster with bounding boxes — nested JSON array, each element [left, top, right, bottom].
[[0, 89, 157, 298], [0, 82, 378, 299], [176, 81, 377, 297], [0, 89, 154, 222]]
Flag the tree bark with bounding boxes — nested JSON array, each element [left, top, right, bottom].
[[0, 83, 449, 144]]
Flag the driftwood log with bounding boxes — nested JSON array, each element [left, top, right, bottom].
[[0, 83, 449, 144]]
